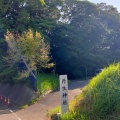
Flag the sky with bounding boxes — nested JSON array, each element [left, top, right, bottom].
[[88, 0, 120, 12]]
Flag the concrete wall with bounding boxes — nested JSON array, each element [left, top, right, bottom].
[[0, 83, 38, 107]]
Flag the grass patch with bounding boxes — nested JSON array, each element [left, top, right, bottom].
[[20, 97, 41, 109], [20, 104, 29, 109], [37, 73, 59, 94], [49, 63, 120, 120]]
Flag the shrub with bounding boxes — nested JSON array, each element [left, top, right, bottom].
[[37, 73, 59, 94]]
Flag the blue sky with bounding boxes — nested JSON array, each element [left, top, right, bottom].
[[88, 0, 120, 12]]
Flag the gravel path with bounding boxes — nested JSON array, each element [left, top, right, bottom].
[[14, 80, 89, 120]]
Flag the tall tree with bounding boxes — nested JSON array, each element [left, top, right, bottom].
[[5, 29, 53, 90], [49, 0, 120, 78]]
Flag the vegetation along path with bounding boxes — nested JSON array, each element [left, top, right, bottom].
[[14, 80, 89, 120]]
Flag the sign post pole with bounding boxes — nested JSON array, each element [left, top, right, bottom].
[[59, 75, 69, 114]]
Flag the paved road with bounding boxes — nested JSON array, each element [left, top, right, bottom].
[[0, 80, 88, 120], [0, 100, 21, 120], [16, 80, 88, 120]]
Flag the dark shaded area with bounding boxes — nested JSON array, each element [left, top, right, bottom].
[[18, 61, 37, 91], [28, 73, 37, 92], [0, 83, 38, 111], [18, 61, 28, 71], [68, 80, 89, 90]]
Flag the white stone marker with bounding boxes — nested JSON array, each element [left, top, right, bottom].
[[59, 75, 69, 114]]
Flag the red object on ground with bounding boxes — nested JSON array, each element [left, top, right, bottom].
[[7, 98, 10, 106], [4, 97, 7, 103], [0, 95, 2, 100]]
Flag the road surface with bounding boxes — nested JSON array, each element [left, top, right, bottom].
[[0, 80, 89, 120], [0, 100, 21, 120]]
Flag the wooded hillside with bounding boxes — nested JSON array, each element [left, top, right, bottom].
[[0, 0, 120, 82]]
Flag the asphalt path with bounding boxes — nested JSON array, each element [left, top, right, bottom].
[[16, 80, 89, 120], [0, 80, 89, 120], [0, 100, 21, 120]]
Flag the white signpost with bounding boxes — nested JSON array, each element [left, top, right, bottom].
[[59, 75, 69, 114]]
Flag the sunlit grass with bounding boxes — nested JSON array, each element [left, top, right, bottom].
[[49, 63, 120, 120], [37, 73, 59, 94]]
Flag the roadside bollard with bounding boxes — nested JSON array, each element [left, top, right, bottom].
[[0, 95, 2, 100], [4, 97, 7, 103], [7, 98, 10, 106]]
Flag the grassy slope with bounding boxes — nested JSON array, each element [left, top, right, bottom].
[[50, 63, 120, 120]]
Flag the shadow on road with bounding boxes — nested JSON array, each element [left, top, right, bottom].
[[68, 80, 89, 90]]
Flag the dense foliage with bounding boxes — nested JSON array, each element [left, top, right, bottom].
[[1, 0, 120, 82], [49, 1, 120, 78]]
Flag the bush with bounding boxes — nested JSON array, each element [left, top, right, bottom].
[[37, 73, 59, 94]]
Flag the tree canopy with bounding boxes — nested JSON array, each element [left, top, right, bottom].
[[1, 0, 120, 81]]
